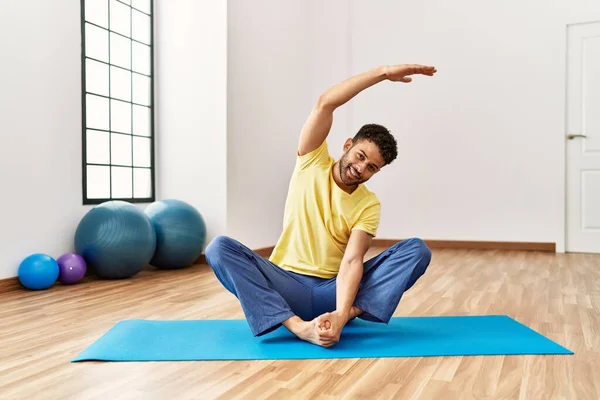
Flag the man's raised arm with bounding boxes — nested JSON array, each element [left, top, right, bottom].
[[297, 64, 437, 156]]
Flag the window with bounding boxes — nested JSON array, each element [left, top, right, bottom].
[[81, 0, 155, 204]]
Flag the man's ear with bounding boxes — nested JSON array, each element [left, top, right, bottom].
[[343, 138, 354, 152]]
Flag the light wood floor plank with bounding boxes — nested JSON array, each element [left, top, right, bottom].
[[1, 247, 598, 399]]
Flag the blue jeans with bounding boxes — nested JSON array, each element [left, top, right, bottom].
[[205, 236, 432, 336]]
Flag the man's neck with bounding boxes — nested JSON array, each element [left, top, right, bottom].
[[332, 161, 358, 194]]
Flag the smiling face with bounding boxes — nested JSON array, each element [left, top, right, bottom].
[[338, 138, 386, 187]]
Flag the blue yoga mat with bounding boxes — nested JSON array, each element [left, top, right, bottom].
[[72, 315, 572, 362]]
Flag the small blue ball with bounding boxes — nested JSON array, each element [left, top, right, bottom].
[[18, 253, 59, 290]]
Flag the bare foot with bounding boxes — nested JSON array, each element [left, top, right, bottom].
[[283, 316, 335, 347]]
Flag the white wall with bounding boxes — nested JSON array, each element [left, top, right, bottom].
[[156, 0, 344, 251], [345, 0, 600, 251], [307, 1, 353, 160], [155, 0, 228, 247], [0, 0, 228, 280], [226, 1, 314, 249], [3, 1, 597, 281], [226, 0, 600, 252], [0, 1, 88, 279], [226, 0, 368, 250], [155, 0, 350, 251]]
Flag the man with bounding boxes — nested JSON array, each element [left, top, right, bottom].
[[206, 64, 436, 347]]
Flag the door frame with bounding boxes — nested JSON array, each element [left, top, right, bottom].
[[563, 19, 600, 253]]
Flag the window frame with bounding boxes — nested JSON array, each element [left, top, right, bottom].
[[80, 0, 156, 205]]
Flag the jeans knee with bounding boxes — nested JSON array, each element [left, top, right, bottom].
[[405, 238, 432, 265], [205, 235, 233, 264]]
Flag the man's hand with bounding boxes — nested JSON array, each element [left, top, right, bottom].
[[314, 310, 350, 347], [384, 64, 437, 83]]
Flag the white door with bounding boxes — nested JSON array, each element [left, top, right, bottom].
[[566, 21, 600, 253]]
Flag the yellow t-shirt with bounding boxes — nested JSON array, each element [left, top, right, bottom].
[[269, 140, 381, 279]]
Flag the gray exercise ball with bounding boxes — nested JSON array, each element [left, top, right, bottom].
[[144, 199, 207, 269], [75, 201, 156, 279]]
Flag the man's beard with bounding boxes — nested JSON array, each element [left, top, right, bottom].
[[339, 153, 363, 186]]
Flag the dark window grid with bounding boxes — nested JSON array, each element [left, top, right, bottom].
[[85, 20, 152, 48], [87, 130, 151, 153], [86, 55, 152, 78], [108, 0, 112, 198], [86, 132, 151, 166], [87, 127, 152, 139], [129, 3, 134, 198], [88, 196, 154, 202], [88, 163, 152, 169], [81, 0, 155, 205], [85, 91, 151, 109], [115, 0, 151, 17]]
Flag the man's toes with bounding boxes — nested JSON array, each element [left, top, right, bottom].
[[318, 330, 333, 338]]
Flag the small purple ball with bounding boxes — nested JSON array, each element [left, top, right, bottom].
[[57, 253, 87, 284]]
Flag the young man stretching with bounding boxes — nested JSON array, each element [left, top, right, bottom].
[[206, 64, 436, 347]]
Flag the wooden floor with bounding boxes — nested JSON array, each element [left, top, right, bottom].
[[1, 247, 599, 399]]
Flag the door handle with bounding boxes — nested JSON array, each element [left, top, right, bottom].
[[567, 134, 587, 140]]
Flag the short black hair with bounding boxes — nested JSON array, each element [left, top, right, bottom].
[[352, 123, 398, 165]]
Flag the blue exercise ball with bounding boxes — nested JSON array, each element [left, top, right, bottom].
[[75, 201, 156, 279], [18, 253, 59, 290], [144, 199, 207, 269]]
